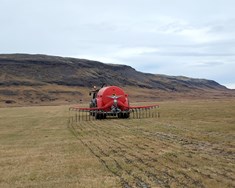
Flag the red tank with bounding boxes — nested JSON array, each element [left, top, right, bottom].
[[96, 86, 129, 112]]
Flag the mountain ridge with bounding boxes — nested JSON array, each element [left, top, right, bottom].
[[0, 53, 233, 106], [0, 53, 227, 89]]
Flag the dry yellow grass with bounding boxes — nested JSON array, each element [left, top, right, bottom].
[[0, 100, 235, 187]]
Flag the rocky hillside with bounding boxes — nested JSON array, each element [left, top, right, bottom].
[[0, 54, 227, 90], [0, 54, 233, 106]]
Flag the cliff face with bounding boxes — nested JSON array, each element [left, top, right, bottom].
[[0, 54, 233, 106]]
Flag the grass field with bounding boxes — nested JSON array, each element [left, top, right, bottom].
[[0, 100, 234, 188]]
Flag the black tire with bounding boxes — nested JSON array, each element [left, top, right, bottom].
[[95, 113, 106, 120], [118, 113, 122, 118], [95, 113, 100, 120], [124, 113, 130, 118], [118, 112, 130, 119]]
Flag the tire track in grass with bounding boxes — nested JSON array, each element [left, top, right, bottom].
[[91, 120, 205, 187], [68, 119, 132, 188], [70, 119, 202, 187], [134, 121, 235, 185], [109, 138, 201, 188], [88, 140, 151, 188], [69, 119, 153, 188], [68, 117, 232, 187], [83, 129, 168, 187], [140, 119, 235, 161], [78, 119, 203, 187], [112, 119, 235, 184], [80, 120, 175, 187], [100, 120, 225, 187], [86, 127, 172, 188], [70, 120, 166, 187], [83, 121, 154, 188]]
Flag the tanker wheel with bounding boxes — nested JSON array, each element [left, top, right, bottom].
[[95, 113, 106, 120], [123, 112, 130, 118], [95, 113, 101, 120], [118, 112, 130, 119], [118, 113, 123, 118], [124, 113, 130, 118]]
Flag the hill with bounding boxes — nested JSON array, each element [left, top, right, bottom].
[[0, 53, 234, 106]]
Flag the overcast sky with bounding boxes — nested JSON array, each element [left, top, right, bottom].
[[1, 0, 235, 88]]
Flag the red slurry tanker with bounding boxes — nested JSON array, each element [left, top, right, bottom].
[[69, 85, 159, 120]]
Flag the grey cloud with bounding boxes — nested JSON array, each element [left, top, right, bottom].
[[0, 0, 235, 88], [189, 61, 225, 67]]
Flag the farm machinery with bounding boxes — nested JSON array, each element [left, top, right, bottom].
[[69, 85, 159, 121]]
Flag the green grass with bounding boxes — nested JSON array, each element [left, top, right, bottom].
[[0, 100, 235, 187]]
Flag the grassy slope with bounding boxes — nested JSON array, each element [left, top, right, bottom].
[[0, 100, 234, 187]]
